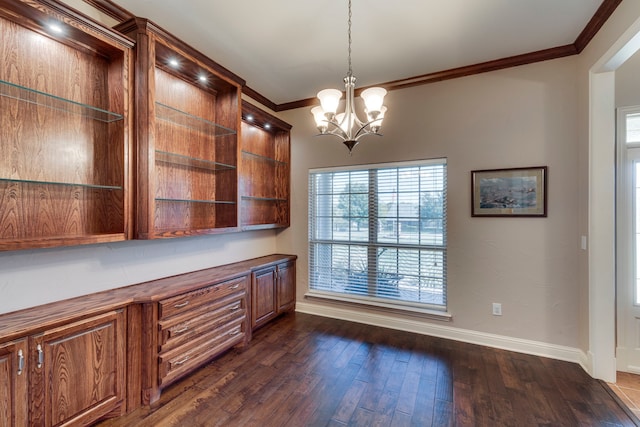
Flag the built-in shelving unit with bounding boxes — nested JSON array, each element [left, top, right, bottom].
[[240, 101, 292, 229], [0, 0, 133, 251], [115, 18, 244, 239]]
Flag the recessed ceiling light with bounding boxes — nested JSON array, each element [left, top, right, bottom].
[[264, 123, 271, 129], [198, 74, 207, 83], [168, 58, 179, 68], [246, 115, 254, 122]]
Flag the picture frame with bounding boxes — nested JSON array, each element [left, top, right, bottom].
[[471, 166, 547, 217]]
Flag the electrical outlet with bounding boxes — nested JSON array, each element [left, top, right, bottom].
[[492, 303, 502, 316]]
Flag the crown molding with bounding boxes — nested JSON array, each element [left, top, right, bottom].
[[80, 0, 622, 113]]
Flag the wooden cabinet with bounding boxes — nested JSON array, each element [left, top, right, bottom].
[[252, 266, 278, 329], [277, 261, 296, 313], [29, 310, 126, 426], [0, 0, 133, 251], [251, 260, 296, 330], [138, 274, 249, 405], [240, 101, 292, 230], [0, 310, 126, 427], [0, 339, 28, 426], [115, 18, 244, 239]]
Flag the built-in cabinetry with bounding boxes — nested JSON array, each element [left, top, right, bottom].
[[138, 273, 250, 405], [251, 260, 296, 330], [0, 0, 133, 251], [115, 18, 244, 239], [0, 310, 126, 426], [0, 254, 295, 423], [240, 101, 292, 229], [0, 339, 28, 426]]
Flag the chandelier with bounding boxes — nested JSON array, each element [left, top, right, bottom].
[[310, 0, 388, 153]]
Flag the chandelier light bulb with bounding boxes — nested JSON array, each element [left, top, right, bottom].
[[361, 87, 387, 115], [311, 106, 328, 132], [317, 89, 342, 117]]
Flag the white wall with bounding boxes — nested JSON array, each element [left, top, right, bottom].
[[616, 48, 640, 107], [277, 56, 581, 348], [0, 231, 276, 314]]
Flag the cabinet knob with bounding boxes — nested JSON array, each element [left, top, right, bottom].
[[17, 349, 24, 375], [36, 344, 43, 369]]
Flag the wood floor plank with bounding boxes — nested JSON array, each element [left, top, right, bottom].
[[95, 313, 639, 427]]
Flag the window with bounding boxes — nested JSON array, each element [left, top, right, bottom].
[[308, 159, 447, 311]]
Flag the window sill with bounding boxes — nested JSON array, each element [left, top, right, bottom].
[[304, 290, 452, 321]]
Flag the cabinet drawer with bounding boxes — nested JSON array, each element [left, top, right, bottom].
[[159, 296, 246, 352], [158, 275, 247, 319], [158, 319, 245, 386]]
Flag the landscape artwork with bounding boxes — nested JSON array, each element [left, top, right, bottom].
[[471, 166, 547, 217]]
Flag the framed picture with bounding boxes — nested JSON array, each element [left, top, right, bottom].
[[471, 166, 547, 217]]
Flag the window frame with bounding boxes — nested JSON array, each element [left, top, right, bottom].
[[307, 158, 449, 316]]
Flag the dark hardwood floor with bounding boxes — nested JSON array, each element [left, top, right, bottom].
[[97, 312, 638, 426]]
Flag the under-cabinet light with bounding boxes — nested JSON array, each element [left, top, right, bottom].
[[48, 23, 64, 34]]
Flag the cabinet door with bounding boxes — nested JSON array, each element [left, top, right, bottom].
[[30, 310, 126, 427], [277, 261, 296, 313], [0, 339, 28, 427], [252, 267, 277, 329]]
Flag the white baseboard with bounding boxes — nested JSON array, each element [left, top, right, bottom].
[[296, 301, 590, 372]]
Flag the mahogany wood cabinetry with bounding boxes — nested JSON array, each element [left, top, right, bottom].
[[240, 101, 292, 229], [0, 254, 296, 422], [0, 309, 126, 427], [0, 0, 133, 251], [251, 260, 296, 330], [137, 274, 250, 405], [115, 18, 244, 239], [0, 339, 28, 426]]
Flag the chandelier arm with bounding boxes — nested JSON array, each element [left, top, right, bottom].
[[322, 119, 349, 139]]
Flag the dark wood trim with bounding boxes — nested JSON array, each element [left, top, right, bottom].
[[81, 0, 133, 23], [115, 18, 246, 88], [243, 86, 278, 112], [251, 0, 621, 112], [574, 0, 623, 53], [382, 44, 578, 92], [242, 100, 292, 131]]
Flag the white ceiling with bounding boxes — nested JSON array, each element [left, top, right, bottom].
[[111, 0, 604, 105]]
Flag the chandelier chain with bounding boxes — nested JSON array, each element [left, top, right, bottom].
[[347, 0, 352, 76]]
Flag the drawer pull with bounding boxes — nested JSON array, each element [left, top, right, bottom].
[[36, 344, 43, 369], [173, 355, 190, 366], [173, 325, 189, 334], [229, 329, 241, 336], [230, 283, 240, 290], [174, 301, 190, 309], [17, 349, 24, 375], [229, 303, 241, 311]]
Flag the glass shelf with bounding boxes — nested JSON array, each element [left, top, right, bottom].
[[242, 150, 287, 165], [242, 196, 287, 202], [156, 102, 236, 136], [0, 79, 123, 123], [0, 177, 122, 190], [155, 150, 235, 171], [156, 198, 236, 205]]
